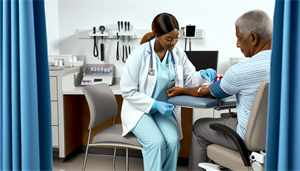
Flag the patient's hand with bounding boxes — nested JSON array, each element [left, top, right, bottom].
[[167, 87, 185, 97]]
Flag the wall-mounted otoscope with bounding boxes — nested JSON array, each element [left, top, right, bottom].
[[128, 22, 131, 55], [93, 27, 98, 57], [117, 21, 131, 63], [99, 25, 106, 61], [116, 21, 120, 61], [121, 21, 126, 63], [124, 21, 128, 61]]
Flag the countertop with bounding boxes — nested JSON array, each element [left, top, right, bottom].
[[63, 77, 121, 95], [49, 66, 81, 77]]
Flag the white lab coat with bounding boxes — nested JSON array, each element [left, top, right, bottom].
[[120, 39, 206, 140]]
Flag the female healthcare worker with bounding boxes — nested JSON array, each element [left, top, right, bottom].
[[120, 13, 216, 171]]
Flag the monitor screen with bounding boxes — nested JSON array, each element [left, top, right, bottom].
[[185, 51, 219, 72], [186, 25, 196, 37]]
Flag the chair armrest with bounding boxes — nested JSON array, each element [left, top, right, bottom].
[[209, 123, 251, 167]]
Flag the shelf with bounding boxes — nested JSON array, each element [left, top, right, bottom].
[[88, 32, 109, 37], [77, 29, 204, 39]]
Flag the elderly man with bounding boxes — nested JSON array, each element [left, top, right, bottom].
[[167, 9, 272, 170]]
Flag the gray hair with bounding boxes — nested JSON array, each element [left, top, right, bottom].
[[235, 9, 273, 41]]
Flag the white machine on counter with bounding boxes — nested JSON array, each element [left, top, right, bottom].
[[81, 64, 115, 86]]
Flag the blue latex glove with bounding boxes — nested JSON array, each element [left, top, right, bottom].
[[200, 68, 217, 83], [152, 101, 175, 116]]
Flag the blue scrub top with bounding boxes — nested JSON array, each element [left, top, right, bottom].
[[149, 51, 176, 115]]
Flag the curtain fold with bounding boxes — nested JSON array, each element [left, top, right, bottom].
[[266, 0, 300, 170], [3, 0, 12, 169], [0, 0, 2, 168], [11, 0, 20, 170], [1, 0, 53, 170], [33, 0, 53, 170]]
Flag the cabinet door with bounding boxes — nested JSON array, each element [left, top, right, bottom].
[[52, 126, 59, 147], [193, 108, 214, 123], [51, 102, 58, 125], [50, 77, 57, 101]]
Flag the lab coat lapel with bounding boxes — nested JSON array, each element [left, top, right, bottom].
[[172, 47, 184, 87], [145, 39, 157, 97], [170, 47, 184, 140]]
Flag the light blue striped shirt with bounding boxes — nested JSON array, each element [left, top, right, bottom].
[[220, 50, 271, 141]]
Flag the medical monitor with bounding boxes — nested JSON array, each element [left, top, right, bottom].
[[185, 25, 196, 38], [185, 51, 219, 72]]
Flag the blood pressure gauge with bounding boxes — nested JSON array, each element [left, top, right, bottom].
[[99, 25, 106, 34], [99, 25, 106, 61]]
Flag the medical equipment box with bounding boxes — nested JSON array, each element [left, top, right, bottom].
[[81, 64, 115, 86]]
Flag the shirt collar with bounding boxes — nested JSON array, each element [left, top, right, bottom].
[[250, 50, 271, 59]]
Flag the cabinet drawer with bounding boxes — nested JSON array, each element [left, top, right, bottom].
[[51, 102, 58, 125], [52, 126, 59, 147], [50, 77, 57, 100]]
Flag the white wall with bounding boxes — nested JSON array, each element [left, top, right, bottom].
[[45, 0, 275, 77], [45, 0, 60, 55]]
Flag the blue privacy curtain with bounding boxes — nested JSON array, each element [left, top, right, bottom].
[[0, 0, 53, 170], [266, 0, 300, 170]]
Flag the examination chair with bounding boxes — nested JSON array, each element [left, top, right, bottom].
[[198, 79, 269, 171], [82, 83, 142, 171]]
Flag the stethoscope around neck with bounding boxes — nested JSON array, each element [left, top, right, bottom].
[[148, 39, 177, 82]]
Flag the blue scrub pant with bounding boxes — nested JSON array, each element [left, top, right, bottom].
[[131, 112, 180, 171]]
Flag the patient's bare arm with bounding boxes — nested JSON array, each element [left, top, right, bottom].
[[167, 85, 214, 98]]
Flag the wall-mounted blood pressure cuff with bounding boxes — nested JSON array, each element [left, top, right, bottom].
[[209, 80, 231, 99]]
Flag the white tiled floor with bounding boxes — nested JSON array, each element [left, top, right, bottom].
[[53, 153, 188, 171]]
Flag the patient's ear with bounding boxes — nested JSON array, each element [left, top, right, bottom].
[[251, 32, 258, 46]]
